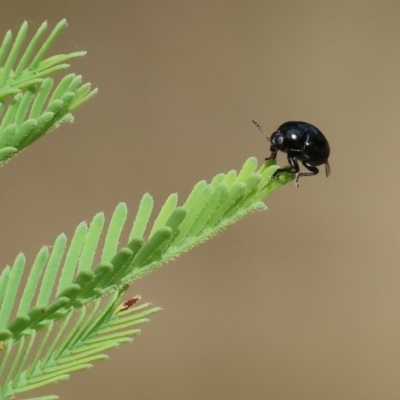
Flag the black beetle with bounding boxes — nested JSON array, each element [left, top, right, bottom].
[[253, 120, 330, 187]]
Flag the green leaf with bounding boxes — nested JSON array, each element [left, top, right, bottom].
[[102, 203, 128, 263], [149, 193, 178, 237], [0, 20, 96, 165], [129, 193, 154, 241], [0, 156, 292, 399], [0, 254, 25, 329]]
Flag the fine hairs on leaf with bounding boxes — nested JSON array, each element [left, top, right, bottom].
[[0, 20, 294, 400]]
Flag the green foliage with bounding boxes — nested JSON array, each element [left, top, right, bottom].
[[0, 20, 294, 400], [0, 288, 159, 398], [0, 156, 292, 399], [0, 19, 96, 166]]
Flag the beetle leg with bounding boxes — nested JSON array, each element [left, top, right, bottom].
[[294, 162, 320, 187], [301, 162, 319, 176], [265, 148, 277, 161], [271, 155, 299, 180]]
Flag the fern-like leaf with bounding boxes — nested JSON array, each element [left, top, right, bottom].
[[0, 157, 291, 340], [0, 157, 292, 398], [0, 20, 96, 166], [0, 20, 84, 95], [0, 287, 159, 399]]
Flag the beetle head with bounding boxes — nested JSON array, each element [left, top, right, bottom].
[[269, 130, 286, 151]]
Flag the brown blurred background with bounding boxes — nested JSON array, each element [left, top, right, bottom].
[[1, 1, 400, 399]]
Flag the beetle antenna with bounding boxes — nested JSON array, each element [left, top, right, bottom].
[[252, 120, 270, 141]]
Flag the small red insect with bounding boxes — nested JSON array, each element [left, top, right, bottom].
[[115, 295, 141, 313]]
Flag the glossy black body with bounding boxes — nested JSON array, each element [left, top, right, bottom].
[[267, 121, 330, 186]]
